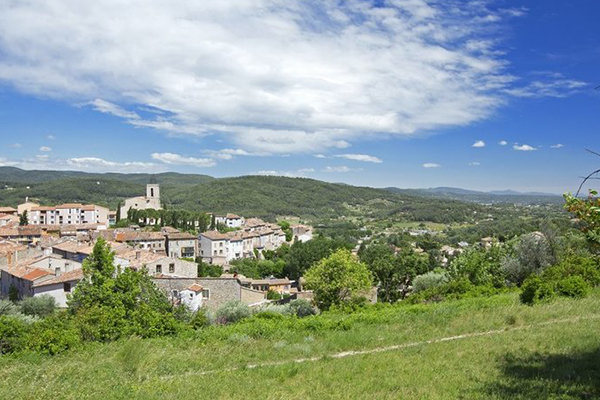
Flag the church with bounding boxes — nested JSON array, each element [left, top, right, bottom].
[[120, 183, 162, 218]]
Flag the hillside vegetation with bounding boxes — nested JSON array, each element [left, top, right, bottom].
[[0, 167, 489, 221], [1, 291, 598, 399]]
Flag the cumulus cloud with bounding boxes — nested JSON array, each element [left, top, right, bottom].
[[151, 152, 216, 167], [334, 154, 382, 163], [468, 161, 481, 166], [472, 140, 486, 148], [0, 155, 166, 173], [513, 144, 537, 151], [422, 163, 441, 168], [550, 144, 564, 149], [323, 166, 362, 173], [39, 146, 52, 152], [47, 134, 56, 140], [498, 140, 508, 146], [0, 0, 557, 154]]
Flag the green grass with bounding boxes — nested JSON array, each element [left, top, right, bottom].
[[1, 291, 600, 399]]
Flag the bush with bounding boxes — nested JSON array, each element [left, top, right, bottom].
[[214, 301, 251, 325], [190, 309, 209, 330], [266, 290, 281, 300], [0, 315, 30, 355], [519, 255, 599, 305], [520, 275, 556, 305], [0, 299, 18, 316], [556, 276, 590, 299], [287, 299, 316, 317], [25, 315, 81, 356], [20, 295, 57, 318], [502, 233, 555, 286], [412, 270, 449, 293]]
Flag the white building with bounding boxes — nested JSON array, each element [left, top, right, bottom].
[[28, 203, 109, 226], [179, 283, 208, 312], [292, 224, 313, 243], [215, 214, 244, 228], [120, 184, 162, 219]]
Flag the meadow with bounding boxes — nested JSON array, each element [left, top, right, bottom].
[[1, 290, 599, 399]]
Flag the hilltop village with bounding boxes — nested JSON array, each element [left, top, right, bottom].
[[0, 184, 314, 310]]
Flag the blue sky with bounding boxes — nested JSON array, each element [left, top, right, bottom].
[[0, 0, 598, 194]]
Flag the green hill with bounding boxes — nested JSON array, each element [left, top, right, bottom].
[[0, 167, 486, 221]]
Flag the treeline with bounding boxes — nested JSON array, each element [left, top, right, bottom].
[[123, 207, 212, 232]]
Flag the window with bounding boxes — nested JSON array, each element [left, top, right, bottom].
[[202, 289, 210, 299], [64, 282, 71, 292], [156, 264, 162, 274], [171, 289, 178, 298], [169, 263, 175, 273]]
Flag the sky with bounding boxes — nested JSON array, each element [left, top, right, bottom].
[[0, 0, 598, 194]]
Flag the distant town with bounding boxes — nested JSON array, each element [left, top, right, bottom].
[[0, 183, 314, 311]]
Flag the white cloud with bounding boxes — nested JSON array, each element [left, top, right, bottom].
[[205, 148, 271, 160], [422, 163, 441, 168], [323, 166, 362, 173], [468, 161, 481, 166], [0, 0, 553, 154], [472, 140, 486, 148], [513, 144, 537, 151], [151, 152, 216, 167], [498, 140, 508, 146], [39, 146, 52, 152], [10, 143, 22, 148], [314, 154, 327, 159], [0, 155, 165, 173], [334, 154, 382, 163], [257, 168, 314, 177], [550, 144, 564, 149], [504, 79, 587, 98], [47, 134, 55, 140]]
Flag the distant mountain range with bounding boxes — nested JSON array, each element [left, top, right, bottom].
[[386, 186, 563, 205]]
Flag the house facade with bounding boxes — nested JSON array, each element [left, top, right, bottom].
[[29, 203, 109, 226]]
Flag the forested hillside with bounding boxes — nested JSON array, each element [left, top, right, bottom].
[[0, 167, 488, 221]]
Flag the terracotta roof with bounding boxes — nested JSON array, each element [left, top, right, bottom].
[[226, 213, 241, 219], [115, 231, 164, 242], [31, 206, 56, 211], [0, 207, 17, 213], [250, 278, 292, 286], [34, 269, 84, 287], [167, 232, 196, 240], [0, 241, 27, 255], [186, 283, 204, 292], [200, 230, 228, 240], [22, 268, 54, 281], [118, 249, 168, 269]]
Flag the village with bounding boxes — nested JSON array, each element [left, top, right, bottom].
[[0, 184, 314, 312]]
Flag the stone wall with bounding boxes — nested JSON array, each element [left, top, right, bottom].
[[152, 277, 265, 310]]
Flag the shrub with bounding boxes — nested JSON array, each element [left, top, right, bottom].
[[520, 275, 556, 305], [266, 290, 281, 300], [502, 233, 555, 286], [20, 295, 57, 318], [412, 270, 449, 293], [287, 299, 316, 317], [214, 301, 251, 325], [190, 309, 209, 330], [556, 276, 590, 299], [25, 315, 81, 356], [0, 299, 18, 316], [520, 255, 600, 305], [0, 315, 30, 355]]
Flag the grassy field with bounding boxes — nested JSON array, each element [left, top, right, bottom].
[[1, 291, 599, 399]]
